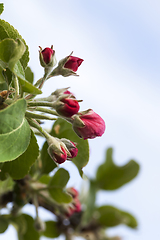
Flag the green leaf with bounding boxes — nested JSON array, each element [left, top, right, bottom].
[[0, 215, 8, 233], [51, 118, 89, 177], [0, 216, 9, 233], [13, 61, 42, 95], [42, 221, 60, 238], [97, 205, 138, 229], [0, 98, 31, 162], [40, 141, 57, 175], [0, 19, 29, 69], [96, 148, 140, 190], [49, 168, 70, 188], [120, 211, 138, 228], [11, 214, 40, 240], [25, 66, 34, 84], [0, 64, 12, 85], [0, 39, 40, 94], [0, 3, 4, 15], [0, 66, 5, 83], [0, 130, 39, 180], [0, 38, 25, 70], [48, 188, 72, 203], [0, 177, 14, 194], [0, 81, 8, 91], [39, 175, 51, 185], [48, 168, 72, 203]]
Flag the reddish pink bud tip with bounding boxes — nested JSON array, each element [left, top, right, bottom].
[[73, 110, 106, 139], [68, 142, 78, 159], [64, 56, 84, 72], [48, 146, 67, 164], [41, 47, 54, 64], [56, 98, 80, 118]]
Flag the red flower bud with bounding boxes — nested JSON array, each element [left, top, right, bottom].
[[48, 145, 67, 164], [64, 56, 83, 72], [41, 47, 54, 64], [68, 142, 78, 159], [63, 90, 75, 98], [64, 188, 81, 217], [73, 109, 106, 140], [66, 206, 75, 218], [39, 45, 56, 68], [61, 139, 78, 160], [56, 98, 80, 118], [67, 187, 79, 198], [54, 54, 84, 77], [73, 198, 81, 212]]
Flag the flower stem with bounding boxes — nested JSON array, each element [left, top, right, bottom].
[[33, 194, 39, 218], [27, 118, 51, 140], [25, 111, 57, 120], [13, 75, 19, 100], [30, 107, 59, 116], [27, 101, 54, 107]]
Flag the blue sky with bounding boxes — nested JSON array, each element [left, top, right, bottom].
[[1, 0, 160, 239]]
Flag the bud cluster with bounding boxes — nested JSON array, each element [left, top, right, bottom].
[[26, 46, 106, 165], [64, 187, 81, 218], [45, 88, 106, 140]]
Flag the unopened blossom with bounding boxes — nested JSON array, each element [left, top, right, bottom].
[[61, 139, 78, 159], [55, 97, 80, 118], [68, 142, 78, 159], [52, 54, 84, 77], [67, 187, 79, 198], [72, 109, 106, 140], [39, 45, 56, 68], [65, 188, 81, 217], [47, 144, 67, 164], [73, 198, 81, 212], [64, 56, 83, 72]]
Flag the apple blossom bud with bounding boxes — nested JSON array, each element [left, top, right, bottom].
[[39, 45, 57, 68], [61, 139, 78, 159], [51, 87, 72, 99], [64, 56, 83, 72], [55, 97, 80, 118], [68, 142, 78, 159], [48, 144, 67, 164], [64, 188, 81, 218], [47, 136, 70, 164], [72, 109, 106, 140], [67, 187, 79, 198], [52, 52, 83, 77], [65, 206, 75, 218], [73, 198, 81, 212], [42, 88, 75, 103]]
